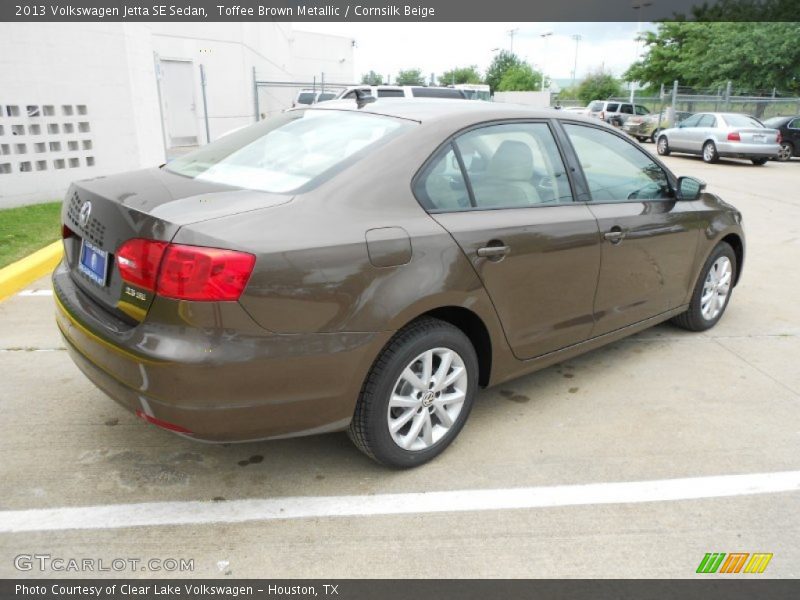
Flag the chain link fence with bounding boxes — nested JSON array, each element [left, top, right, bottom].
[[252, 69, 357, 121]]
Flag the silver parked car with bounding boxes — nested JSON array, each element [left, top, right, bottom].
[[656, 112, 781, 165]]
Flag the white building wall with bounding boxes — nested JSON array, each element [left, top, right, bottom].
[[0, 23, 352, 208]]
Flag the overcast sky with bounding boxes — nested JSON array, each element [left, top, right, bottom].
[[297, 22, 651, 84]]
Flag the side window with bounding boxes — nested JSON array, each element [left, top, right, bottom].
[[606, 103, 619, 112], [564, 124, 671, 202], [414, 145, 471, 211], [377, 89, 404, 98], [789, 118, 800, 129], [620, 104, 633, 114], [454, 122, 573, 209], [635, 105, 650, 115], [698, 115, 716, 127], [680, 114, 702, 128]]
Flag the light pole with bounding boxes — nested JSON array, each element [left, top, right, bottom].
[[571, 34, 582, 86], [540, 32, 553, 92], [507, 28, 519, 53], [631, 2, 653, 101]]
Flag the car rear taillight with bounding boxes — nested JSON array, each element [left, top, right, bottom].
[[777, 132, 782, 143], [62, 224, 74, 239], [117, 238, 169, 291], [727, 132, 741, 141], [600, 111, 605, 120], [116, 239, 255, 301], [158, 244, 255, 301]]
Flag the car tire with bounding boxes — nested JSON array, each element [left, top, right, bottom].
[[657, 135, 670, 156], [650, 129, 661, 143], [347, 317, 478, 468], [751, 157, 768, 166], [702, 141, 720, 163], [671, 242, 736, 332], [777, 141, 794, 162]]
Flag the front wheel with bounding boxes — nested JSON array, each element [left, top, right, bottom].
[[671, 242, 736, 332], [657, 136, 670, 156], [751, 157, 768, 166], [348, 317, 478, 468], [702, 141, 720, 163]]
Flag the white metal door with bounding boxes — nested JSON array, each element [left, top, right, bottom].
[[160, 59, 198, 147]]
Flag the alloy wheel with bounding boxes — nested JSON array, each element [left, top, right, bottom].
[[703, 142, 717, 162], [778, 142, 793, 162], [700, 256, 732, 321], [387, 347, 468, 451], [657, 137, 668, 154]]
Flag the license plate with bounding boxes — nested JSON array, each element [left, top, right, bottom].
[[753, 134, 766, 142], [78, 240, 109, 286]]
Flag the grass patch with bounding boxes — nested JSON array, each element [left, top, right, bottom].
[[0, 202, 62, 269]]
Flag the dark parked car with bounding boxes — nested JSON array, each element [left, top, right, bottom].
[[763, 115, 800, 161], [55, 100, 745, 468]]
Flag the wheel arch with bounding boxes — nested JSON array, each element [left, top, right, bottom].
[[409, 306, 493, 388], [720, 232, 744, 286]]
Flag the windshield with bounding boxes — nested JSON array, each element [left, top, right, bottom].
[[722, 114, 764, 128], [296, 93, 316, 105], [166, 110, 412, 193]]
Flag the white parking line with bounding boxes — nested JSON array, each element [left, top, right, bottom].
[[17, 289, 53, 297], [2, 470, 799, 533]]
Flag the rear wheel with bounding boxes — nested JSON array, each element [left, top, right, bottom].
[[702, 141, 720, 163], [751, 157, 768, 166], [657, 136, 670, 156], [671, 242, 736, 332], [348, 317, 478, 468], [777, 141, 794, 162]]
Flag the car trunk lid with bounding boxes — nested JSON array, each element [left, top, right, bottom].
[[734, 128, 779, 145], [62, 167, 291, 322]]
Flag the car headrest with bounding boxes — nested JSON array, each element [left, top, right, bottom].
[[487, 140, 534, 181]]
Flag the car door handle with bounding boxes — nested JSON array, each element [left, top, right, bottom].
[[477, 245, 510, 259], [603, 227, 626, 244]]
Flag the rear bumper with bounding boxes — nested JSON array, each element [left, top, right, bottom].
[[53, 262, 392, 442], [715, 142, 780, 158]]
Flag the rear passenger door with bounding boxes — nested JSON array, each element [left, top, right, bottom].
[[561, 122, 700, 336], [415, 121, 601, 360]]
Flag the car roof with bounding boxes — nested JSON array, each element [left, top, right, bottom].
[[300, 98, 582, 124]]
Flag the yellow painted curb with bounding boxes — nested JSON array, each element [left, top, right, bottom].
[[0, 241, 63, 301]]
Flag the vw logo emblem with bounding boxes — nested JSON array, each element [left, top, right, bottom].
[[78, 201, 92, 227], [421, 391, 435, 407]]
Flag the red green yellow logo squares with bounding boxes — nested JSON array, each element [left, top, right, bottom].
[[696, 552, 773, 574]]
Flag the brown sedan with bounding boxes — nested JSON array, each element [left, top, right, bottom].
[[54, 99, 744, 468]]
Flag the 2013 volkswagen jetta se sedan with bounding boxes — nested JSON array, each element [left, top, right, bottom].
[[55, 100, 744, 468]]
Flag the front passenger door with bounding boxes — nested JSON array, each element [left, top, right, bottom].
[[562, 123, 701, 336]]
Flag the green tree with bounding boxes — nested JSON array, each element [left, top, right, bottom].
[[497, 64, 543, 92], [395, 69, 425, 86], [485, 50, 523, 94], [438, 65, 482, 86], [360, 70, 383, 85], [576, 71, 623, 105], [625, 22, 800, 94]]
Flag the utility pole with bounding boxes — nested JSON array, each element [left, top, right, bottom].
[[571, 34, 582, 86], [507, 28, 519, 53], [540, 32, 553, 92]]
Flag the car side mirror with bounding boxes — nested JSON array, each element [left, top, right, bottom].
[[676, 176, 706, 201]]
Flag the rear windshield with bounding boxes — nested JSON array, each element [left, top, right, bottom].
[[378, 89, 405, 98], [763, 117, 788, 128], [411, 87, 465, 99], [166, 110, 413, 193], [722, 114, 763, 128], [588, 101, 603, 111], [316, 92, 337, 102]]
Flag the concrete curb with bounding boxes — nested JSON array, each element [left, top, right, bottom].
[[0, 241, 62, 301]]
